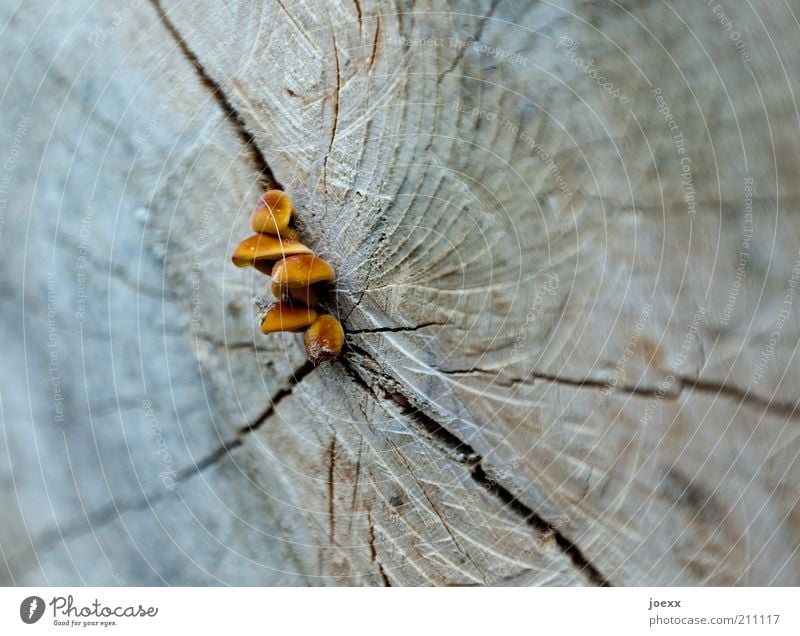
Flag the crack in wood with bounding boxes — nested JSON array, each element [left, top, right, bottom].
[[348, 321, 446, 335], [9, 437, 244, 576], [392, 444, 486, 584], [327, 435, 337, 545], [470, 465, 610, 587], [347, 440, 363, 533], [55, 233, 178, 301], [24, 340, 616, 585], [148, 0, 280, 190], [369, 11, 380, 71], [329, 34, 341, 157], [21, 360, 319, 564], [689, 377, 800, 419], [441, 367, 800, 419], [193, 332, 276, 353], [237, 360, 317, 435], [353, 0, 362, 33], [323, 28, 342, 198], [367, 509, 391, 586], [339, 348, 612, 586], [437, 0, 501, 82]]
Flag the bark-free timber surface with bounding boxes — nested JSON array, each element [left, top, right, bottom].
[[1, 0, 799, 585]]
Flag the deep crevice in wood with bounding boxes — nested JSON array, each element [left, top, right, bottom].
[[688, 377, 800, 419], [348, 321, 446, 335], [367, 509, 391, 586], [12, 437, 244, 576], [148, 0, 280, 190], [369, 12, 380, 71], [470, 464, 610, 587], [339, 348, 613, 586], [353, 0, 362, 32], [22, 361, 319, 563], [237, 360, 317, 435], [327, 435, 337, 545], [322, 29, 342, 198], [385, 391, 480, 463], [441, 367, 800, 419]]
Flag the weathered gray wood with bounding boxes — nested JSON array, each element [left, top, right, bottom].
[[1, 0, 799, 585]]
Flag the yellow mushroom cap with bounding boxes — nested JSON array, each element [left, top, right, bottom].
[[303, 315, 345, 365], [271, 254, 335, 288], [250, 190, 294, 235], [260, 302, 318, 334], [231, 234, 312, 268]]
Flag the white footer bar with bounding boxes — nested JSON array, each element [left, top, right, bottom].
[[0, 587, 796, 635]]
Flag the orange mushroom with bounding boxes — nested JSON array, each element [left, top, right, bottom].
[[231, 234, 312, 268], [250, 190, 294, 235], [271, 254, 335, 288], [260, 302, 318, 334], [303, 315, 345, 365]]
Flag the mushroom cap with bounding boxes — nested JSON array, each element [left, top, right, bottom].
[[303, 315, 345, 365], [250, 190, 294, 235], [231, 234, 312, 268], [260, 302, 318, 334], [271, 254, 335, 288]]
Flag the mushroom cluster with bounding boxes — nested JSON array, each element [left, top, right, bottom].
[[231, 190, 344, 365]]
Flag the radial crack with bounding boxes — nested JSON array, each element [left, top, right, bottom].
[[348, 321, 446, 335], [22, 360, 320, 567], [367, 509, 391, 586], [438, 0, 501, 82], [341, 349, 612, 586], [440, 366, 800, 419], [148, 0, 279, 189], [237, 360, 317, 435], [11, 437, 243, 576], [327, 435, 337, 544]]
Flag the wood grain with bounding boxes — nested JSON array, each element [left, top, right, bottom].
[[1, 0, 799, 585]]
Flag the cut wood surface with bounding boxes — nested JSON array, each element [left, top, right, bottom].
[[1, 0, 799, 585]]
